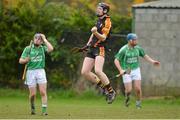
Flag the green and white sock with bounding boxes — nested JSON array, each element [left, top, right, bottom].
[[42, 104, 47, 113]]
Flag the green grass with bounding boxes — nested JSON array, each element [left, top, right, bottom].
[[0, 89, 180, 119]]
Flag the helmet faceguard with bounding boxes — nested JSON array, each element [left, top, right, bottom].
[[97, 2, 110, 16]]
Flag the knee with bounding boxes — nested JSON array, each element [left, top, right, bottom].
[[30, 92, 36, 98], [135, 86, 141, 93], [126, 88, 132, 94], [81, 69, 86, 76], [125, 87, 132, 93], [81, 70, 87, 76], [94, 69, 102, 76], [40, 90, 46, 97], [81, 69, 90, 77]]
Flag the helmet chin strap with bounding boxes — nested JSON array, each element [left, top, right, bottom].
[[96, 14, 103, 17], [96, 13, 106, 17]]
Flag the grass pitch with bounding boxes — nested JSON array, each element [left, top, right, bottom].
[[0, 89, 180, 119]]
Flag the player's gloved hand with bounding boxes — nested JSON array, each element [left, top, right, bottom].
[[79, 45, 89, 52]]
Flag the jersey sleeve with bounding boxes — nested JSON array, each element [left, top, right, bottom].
[[138, 46, 146, 57], [102, 17, 111, 37], [20, 46, 30, 59], [115, 48, 125, 61]]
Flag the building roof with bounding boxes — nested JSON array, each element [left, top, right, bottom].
[[133, 0, 180, 9]]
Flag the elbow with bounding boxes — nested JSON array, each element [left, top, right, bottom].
[[48, 47, 54, 53], [51, 46, 54, 52], [19, 59, 24, 64], [114, 59, 118, 64], [114, 59, 116, 64], [114, 59, 120, 66]]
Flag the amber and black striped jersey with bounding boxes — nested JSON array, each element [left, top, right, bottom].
[[91, 16, 111, 47]]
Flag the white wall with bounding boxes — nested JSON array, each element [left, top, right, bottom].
[[134, 8, 180, 96]]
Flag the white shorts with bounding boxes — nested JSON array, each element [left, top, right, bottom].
[[25, 69, 47, 88], [122, 67, 141, 83]]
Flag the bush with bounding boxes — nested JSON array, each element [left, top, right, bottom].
[[0, 1, 131, 89]]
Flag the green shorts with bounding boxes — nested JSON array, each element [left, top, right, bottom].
[[86, 46, 106, 59]]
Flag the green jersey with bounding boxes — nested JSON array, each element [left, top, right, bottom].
[[115, 44, 145, 70], [21, 44, 48, 70]]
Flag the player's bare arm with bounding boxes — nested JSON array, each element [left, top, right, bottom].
[[40, 34, 54, 53], [114, 59, 125, 75], [143, 55, 160, 66], [19, 57, 30, 64], [86, 34, 94, 46], [91, 26, 106, 41]]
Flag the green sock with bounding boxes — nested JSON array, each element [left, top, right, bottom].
[[42, 107, 47, 113], [42, 104, 47, 113]]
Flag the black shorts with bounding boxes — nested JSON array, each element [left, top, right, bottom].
[[86, 46, 105, 59]]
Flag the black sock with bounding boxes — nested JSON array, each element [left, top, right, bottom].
[[30, 96, 35, 110], [97, 81, 105, 89], [104, 83, 114, 93], [31, 104, 35, 110], [126, 92, 131, 98]]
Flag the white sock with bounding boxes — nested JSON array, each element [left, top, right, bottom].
[[42, 104, 47, 108]]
